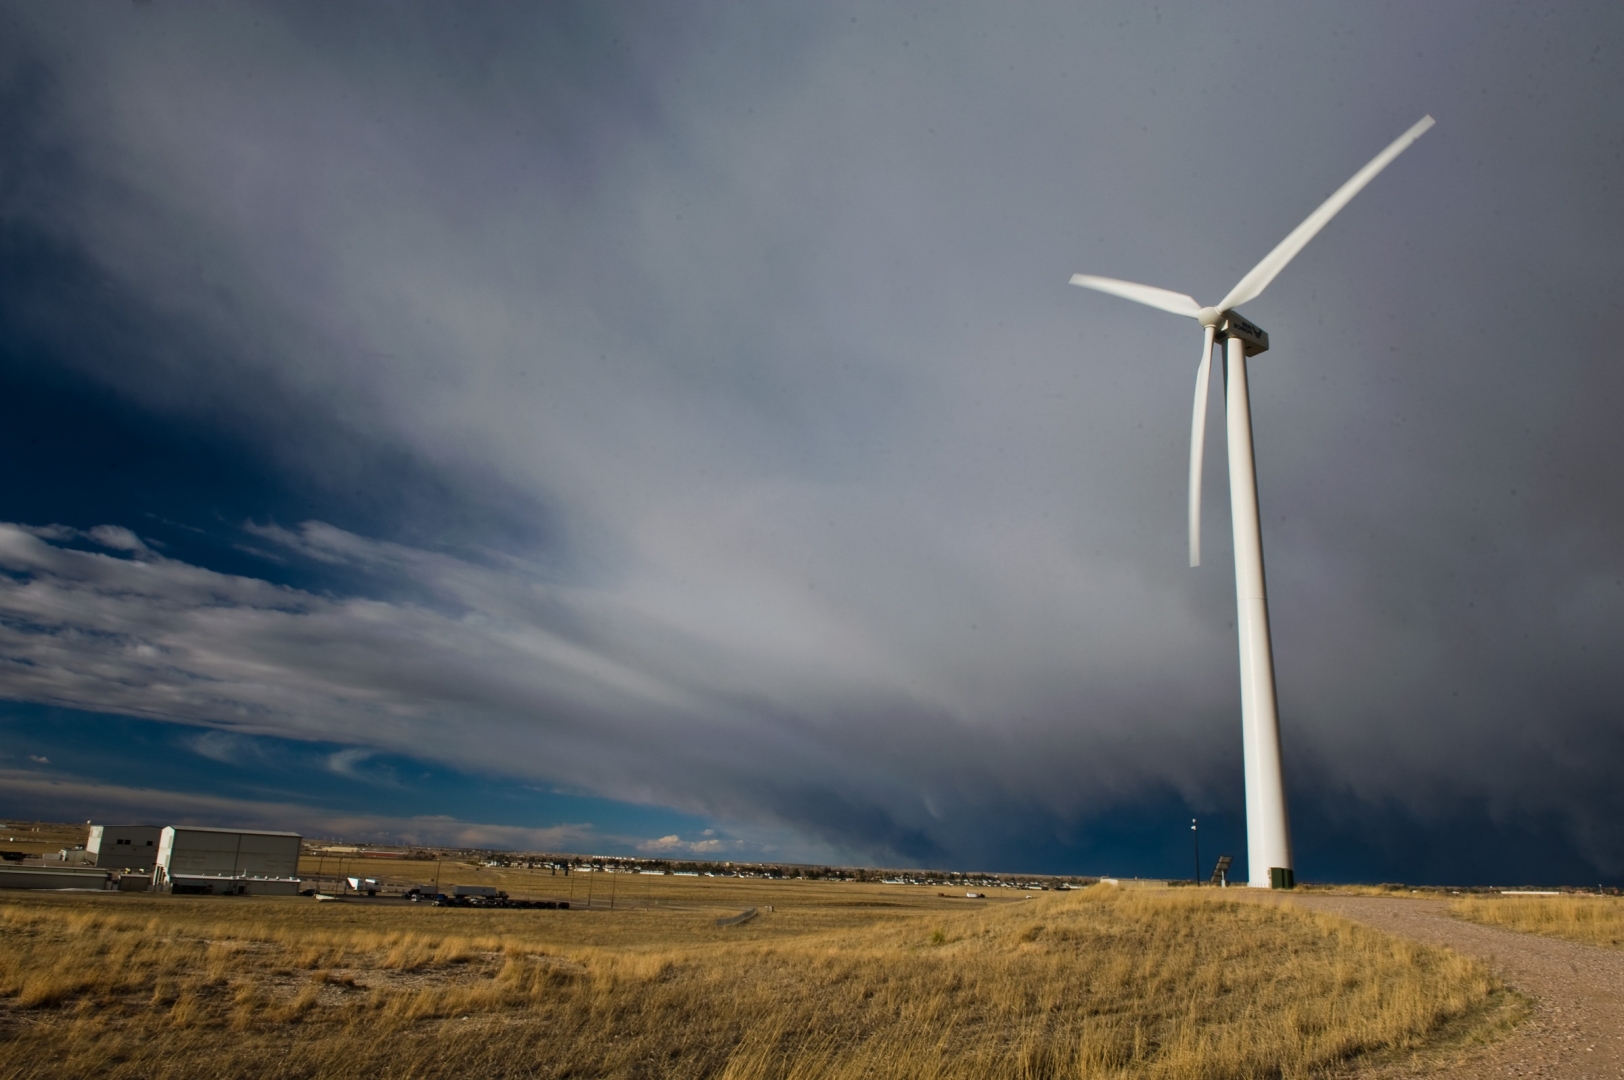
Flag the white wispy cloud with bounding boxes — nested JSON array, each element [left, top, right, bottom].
[[84, 525, 149, 553], [636, 833, 741, 855], [183, 730, 270, 767]]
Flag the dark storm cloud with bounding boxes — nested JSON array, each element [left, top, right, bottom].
[[2, 2, 1623, 878]]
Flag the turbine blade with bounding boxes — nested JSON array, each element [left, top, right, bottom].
[[1216, 115, 1435, 312], [1069, 274, 1202, 318], [1189, 325, 1216, 567]]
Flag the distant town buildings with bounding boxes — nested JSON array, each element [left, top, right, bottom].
[[4, 819, 1107, 898]]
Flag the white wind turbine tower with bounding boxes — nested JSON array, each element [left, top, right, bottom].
[[1071, 116, 1434, 889]]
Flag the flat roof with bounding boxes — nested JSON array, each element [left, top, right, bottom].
[[164, 826, 301, 838]]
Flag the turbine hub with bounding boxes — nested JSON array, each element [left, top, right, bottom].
[[1197, 307, 1223, 327]]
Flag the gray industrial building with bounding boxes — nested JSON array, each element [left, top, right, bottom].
[[154, 826, 302, 895], [0, 865, 112, 890], [86, 824, 163, 871]]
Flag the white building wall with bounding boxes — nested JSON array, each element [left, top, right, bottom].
[[87, 825, 163, 870]]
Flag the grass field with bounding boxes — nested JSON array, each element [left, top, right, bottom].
[[0, 821, 88, 858], [1451, 894, 1624, 949], [0, 878, 1502, 1080]]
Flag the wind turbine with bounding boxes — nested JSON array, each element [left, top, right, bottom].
[[1070, 116, 1434, 889]]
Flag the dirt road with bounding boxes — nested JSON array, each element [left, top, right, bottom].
[[1288, 895, 1624, 1078]]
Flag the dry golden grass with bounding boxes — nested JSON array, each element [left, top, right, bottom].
[[0, 882, 1502, 1080], [1451, 894, 1624, 949]]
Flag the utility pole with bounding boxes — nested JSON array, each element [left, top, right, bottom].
[[1192, 819, 1200, 885]]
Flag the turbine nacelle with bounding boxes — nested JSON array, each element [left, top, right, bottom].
[[1197, 307, 1269, 355], [1220, 310, 1269, 357]]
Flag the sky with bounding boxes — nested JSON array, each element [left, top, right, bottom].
[[1, 1, 1622, 884]]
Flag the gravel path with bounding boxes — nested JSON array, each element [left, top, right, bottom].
[[1285, 895, 1624, 1078]]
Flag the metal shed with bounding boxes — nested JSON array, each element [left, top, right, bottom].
[[154, 826, 302, 895]]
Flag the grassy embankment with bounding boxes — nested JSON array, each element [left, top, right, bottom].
[[0, 878, 1502, 1080], [1451, 894, 1624, 949]]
